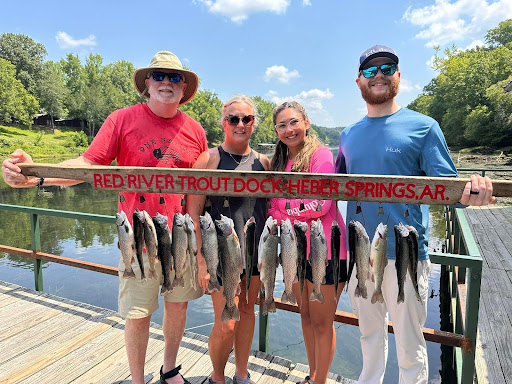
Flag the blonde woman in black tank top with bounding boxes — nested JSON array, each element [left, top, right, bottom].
[[188, 96, 270, 384]]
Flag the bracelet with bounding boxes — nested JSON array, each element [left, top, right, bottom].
[[37, 177, 44, 187]]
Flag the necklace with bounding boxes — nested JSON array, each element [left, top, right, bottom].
[[227, 149, 252, 165]]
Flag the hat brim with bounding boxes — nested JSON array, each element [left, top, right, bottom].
[[133, 67, 199, 105], [359, 52, 399, 71]]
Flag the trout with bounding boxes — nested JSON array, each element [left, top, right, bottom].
[[406, 225, 421, 303], [244, 217, 256, 302], [116, 210, 136, 279], [132, 209, 146, 280], [141, 210, 159, 280], [280, 218, 298, 305], [172, 213, 188, 288], [395, 223, 410, 304], [216, 214, 242, 322], [184, 214, 198, 291], [353, 220, 370, 299], [331, 221, 341, 301], [199, 212, 221, 293], [258, 216, 279, 315], [294, 220, 308, 298], [370, 223, 388, 304], [309, 219, 328, 303], [346, 220, 357, 291], [153, 213, 173, 295]]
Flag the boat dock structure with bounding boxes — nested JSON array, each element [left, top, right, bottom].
[[0, 173, 512, 383]]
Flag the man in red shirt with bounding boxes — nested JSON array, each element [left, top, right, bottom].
[[2, 51, 208, 384]]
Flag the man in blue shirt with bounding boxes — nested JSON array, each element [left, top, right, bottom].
[[335, 45, 494, 384]]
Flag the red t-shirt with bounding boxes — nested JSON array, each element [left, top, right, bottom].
[[84, 103, 207, 221]]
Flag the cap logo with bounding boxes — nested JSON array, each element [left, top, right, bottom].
[[366, 48, 387, 57]]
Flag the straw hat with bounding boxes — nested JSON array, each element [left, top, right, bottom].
[[133, 51, 198, 105]]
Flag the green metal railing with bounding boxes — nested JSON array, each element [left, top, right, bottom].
[[0, 202, 484, 383]]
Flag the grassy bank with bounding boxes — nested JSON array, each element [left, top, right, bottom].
[[0, 125, 89, 161]]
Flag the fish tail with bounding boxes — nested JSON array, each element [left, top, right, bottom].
[[123, 270, 136, 279], [208, 280, 221, 293], [397, 289, 405, 304], [355, 285, 368, 299], [221, 304, 240, 323], [281, 290, 297, 305], [172, 276, 185, 288], [148, 269, 158, 280], [262, 299, 276, 315], [160, 282, 173, 296], [371, 290, 384, 304], [309, 289, 325, 304]]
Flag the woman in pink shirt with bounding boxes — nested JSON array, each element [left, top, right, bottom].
[[267, 101, 347, 384]]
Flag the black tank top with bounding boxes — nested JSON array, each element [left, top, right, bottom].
[[207, 146, 267, 270]]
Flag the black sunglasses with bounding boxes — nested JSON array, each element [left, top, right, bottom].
[[150, 72, 183, 83], [225, 115, 255, 126], [360, 63, 397, 78]]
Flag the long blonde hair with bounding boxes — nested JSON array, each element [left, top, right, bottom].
[[270, 101, 322, 172]]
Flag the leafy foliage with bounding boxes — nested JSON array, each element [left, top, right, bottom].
[[408, 19, 512, 148]]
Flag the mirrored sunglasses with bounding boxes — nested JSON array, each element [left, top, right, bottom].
[[360, 63, 397, 78]]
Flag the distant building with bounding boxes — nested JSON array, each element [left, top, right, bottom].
[[33, 113, 55, 126], [54, 117, 84, 128]]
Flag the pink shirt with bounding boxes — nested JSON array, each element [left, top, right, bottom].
[[267, 146, 347, 260]]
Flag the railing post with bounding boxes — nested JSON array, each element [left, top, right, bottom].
[[30, 213, 43, 291], [461, 262, 481, 383], [258, 290, 269, 353]]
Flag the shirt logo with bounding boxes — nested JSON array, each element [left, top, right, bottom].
[[386, 146, 401, 153]]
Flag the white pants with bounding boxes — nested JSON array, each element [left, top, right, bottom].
[[348, 259, 431, 384]]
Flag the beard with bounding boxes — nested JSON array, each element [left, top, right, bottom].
[[360, 77, 400, 105]]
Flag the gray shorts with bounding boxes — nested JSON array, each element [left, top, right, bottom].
[[118, 252, 203, 319]]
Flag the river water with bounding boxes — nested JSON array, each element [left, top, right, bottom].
[[0, 155, 510, 382]]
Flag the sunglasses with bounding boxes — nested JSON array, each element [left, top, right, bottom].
[[225, 115, 255, 126], [360, 63, 397, 78], [150, 72, 184, 83]]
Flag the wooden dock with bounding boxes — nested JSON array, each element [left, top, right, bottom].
[[464, 206, 512, 384], [0, 280, 355, 384]]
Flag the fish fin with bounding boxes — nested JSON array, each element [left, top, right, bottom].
[[397, 290, 405, 304], [371, 291, 384, 304], [265, 299, 276, 315], [130, 256, 135, 264], [322, 276, 326, 284], [123, 270, 136, 279], [355, 285, 368, 299], [236, 284, 241, 296], [117, 241, 120, 250], [221, 305, 240, 323], [293, 275, 298, 284], [257, 262, 262, 271], [309, 290, 325, 304], [148, 269, 158, 280], [281, 291, 297, 305], [207, 280, 221, 293], [160, 282, 173, 296]]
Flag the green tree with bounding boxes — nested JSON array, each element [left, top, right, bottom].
[[60, 53, 86, 123], [179, 89, 223, 145], [36, 61, 68, 130], [0, 33, 47, 94], [485, 19, 512, 48], [0, 58, 39, 126], [251, 96, 276, 147]]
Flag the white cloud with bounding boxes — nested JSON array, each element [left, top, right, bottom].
[[56, 31, 96, 49], [400, 78, 422, 93], [264, 65, 300, 84], [402, 0, 512, 47], [464, 39, 486, 50], [303, 0, 312, 6], [197, 0, 290, 23], [267, 88, 334, 125]]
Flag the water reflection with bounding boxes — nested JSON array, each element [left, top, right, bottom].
[[0, 180, 454, 382]]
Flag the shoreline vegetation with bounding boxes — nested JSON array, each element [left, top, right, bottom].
[[2, 123, 512, 165]]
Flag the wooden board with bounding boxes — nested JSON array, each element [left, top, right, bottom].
[[19, 163, 512, 205]]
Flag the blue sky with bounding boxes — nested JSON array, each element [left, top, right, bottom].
[[1, 0, 511, 127]]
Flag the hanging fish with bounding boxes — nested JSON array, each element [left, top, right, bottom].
[[244, 217, 256, 302], [331, 221, 341, 301], [395, 223, 410, 304], [132, 209, 146, 280], [294, 220, 308, 299], [184, 214, 198, 291], [116, 210, 136, 279], [258, 216, 279, 315], [370, 223, 388, 304], [353, 220, 370, 299], [280, 218, 298, 305], [406, 225, 421, 304], [199, 212, 221, 293], [141, 210, 159, 280], [153, 213, 173, 295], [309, 219, 328, 303], [171, 213, 188, 288]]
